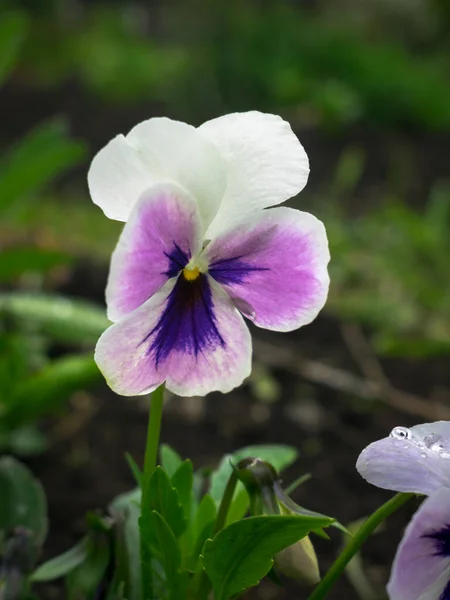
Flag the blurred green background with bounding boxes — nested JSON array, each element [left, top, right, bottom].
[[0, 0, 450, 455]]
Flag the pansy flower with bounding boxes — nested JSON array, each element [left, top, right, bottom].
[[356, 421, 450, 495], [356, 421, 450, 600], [387, 487, 450, 600], [88, 112, 329, 396]]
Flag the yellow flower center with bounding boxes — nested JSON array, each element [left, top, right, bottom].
[[183, 266, 201, 281]]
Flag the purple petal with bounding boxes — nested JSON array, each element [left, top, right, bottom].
[[388, 487, 450, 600], [95, 276, 251, 397], [205, 207, 329, 331], [106, 182, 201, 322], [356, 422, 450, 495]]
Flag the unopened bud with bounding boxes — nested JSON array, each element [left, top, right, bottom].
[[275, 534, 320, 586]]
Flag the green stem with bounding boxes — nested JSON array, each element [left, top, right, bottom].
[[213, 468, 239, 535], [141, 384, 165, 502], [194, 469, 239, 600], [307, 492, 414, 600], [140, 384, 165, 600]]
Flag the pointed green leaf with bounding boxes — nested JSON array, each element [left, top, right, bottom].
[[0, 456, 48, 546], [146, 467, 186, 538], [202, 514, 332, 600], [171, 460, 194, 522], [125, 453, 143, 488], [30, 538, 90, 582], [109, 489, 141, 600], [66, 534, 110, 600], [160, 444, 183, 478], [140, 511, 187, 600]]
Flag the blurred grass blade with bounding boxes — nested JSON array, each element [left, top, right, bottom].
[[0, 11, 28, 85], [7, 354, 101, 426], [0, 293, 109, 345], [30, 538, 90, 582], [0, 118, 87, 214]]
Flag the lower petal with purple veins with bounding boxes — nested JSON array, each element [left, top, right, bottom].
[[105, 182, 201, 322], [388, 488, 450, 600], [206, 207, 329, 331], [95, 276, 252, 397]]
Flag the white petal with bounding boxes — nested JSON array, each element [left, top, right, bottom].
[[88, 118, 226, 228], [88, 134, 154, 221], [198, 111, 309, 239]]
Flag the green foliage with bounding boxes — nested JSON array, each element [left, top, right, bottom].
[[31, 538, 90, 582], [326, 184, 450, 357], [0, 457, 48, 547], [0, 11, 28, 85], [0, 119, 86, 215], [202, 514, 333, 600], [10, 2, 450, 130]]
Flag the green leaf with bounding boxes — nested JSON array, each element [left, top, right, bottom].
[[66, 534, 110, 600], [145, 467, 186, 538], [209, 445, 298, 505], [202, 514, 332, 600], [0, 119, 86, 213], [0, 247, 72, 283], [6, 425, 48, 457], [0, 456, 48, 546], [7, 354, 101, 427], [109, 489, 141, 600], [30, 538, 90, 582], [160, 444, 183, 478], [194, 495, 217, 541], [0, 293, 109, 346], [140, 511, 187, 600], [0, 11, 28, 85], [189, 495, 217, 570], [125, 453, 143, 488], [171, 460, 194, 523]]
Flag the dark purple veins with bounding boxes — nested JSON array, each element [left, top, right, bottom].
[[143, 273, 225, 367], [423, 525, 450, 600], [424, 524, 450, 558], [164, 243, 190, 278], [209, 256, 268, 285]]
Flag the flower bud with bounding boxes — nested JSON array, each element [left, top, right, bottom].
[[275, 534, 320, 585], [235, 457, 321, 586]]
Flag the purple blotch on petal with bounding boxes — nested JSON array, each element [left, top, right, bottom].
[[143, 273, 225, 368], [425, 524, 450, 558], [209, 256, 269, 285], [163, 243, 190, 278]]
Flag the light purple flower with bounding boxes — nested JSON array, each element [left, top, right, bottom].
[[88, 112, 330, 396], [388, 487, 450, 600], [356, 421, 450, 495]]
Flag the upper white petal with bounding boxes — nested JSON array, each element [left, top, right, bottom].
[[88, 117, 226, 228], [198, 111, 309, 239]]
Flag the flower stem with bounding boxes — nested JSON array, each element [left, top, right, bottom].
[[194, 468, 239, 600], [140, 384, 165, 600], [213, 468, 239, 535], [142, 384, 165, 501], [306, 492, 414, 600]]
